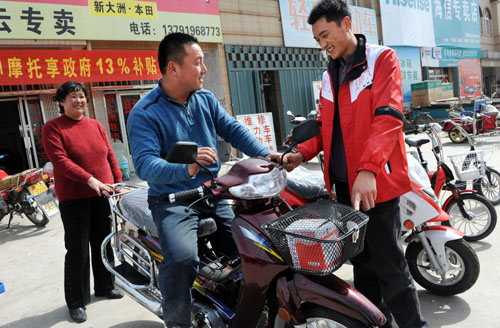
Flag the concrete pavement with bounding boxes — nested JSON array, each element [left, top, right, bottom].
[[1, 132, 499, 327]]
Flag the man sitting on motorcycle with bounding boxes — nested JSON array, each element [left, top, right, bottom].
[[127, 33, 276, 328]]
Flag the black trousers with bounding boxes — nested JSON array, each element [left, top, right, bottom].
[[59, 196, 114, 309], [335, 181, 428, 328]]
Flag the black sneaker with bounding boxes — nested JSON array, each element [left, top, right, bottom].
[[68, 307, 87, 323]]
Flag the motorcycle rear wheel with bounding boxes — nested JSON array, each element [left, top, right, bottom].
[[20, 191, 49, 227], [474, 167, 500, 206], [271, 305, 369, 328], [406, 239, 479, 296], [443, 193, 497, 241], [448, 127, 467, 143]]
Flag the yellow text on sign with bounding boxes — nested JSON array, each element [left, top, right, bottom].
[[89, 0, 158, 20]]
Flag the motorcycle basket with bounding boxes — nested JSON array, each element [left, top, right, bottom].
[[448, 150, 486, 181], [262, 200, 368, 276]]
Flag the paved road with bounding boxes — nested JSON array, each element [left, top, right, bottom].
[[1, 131, 499, 327]]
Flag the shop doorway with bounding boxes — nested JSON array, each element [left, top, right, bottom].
[[104, 92, 144, 170], [0, 98, 46, 174]]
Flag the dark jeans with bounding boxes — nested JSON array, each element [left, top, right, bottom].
[[148, 196, 236, 328], [335, 181, 428, 328], [59, 196, 114, 309]]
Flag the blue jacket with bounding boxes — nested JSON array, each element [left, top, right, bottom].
[[127, 80, 270, 196]]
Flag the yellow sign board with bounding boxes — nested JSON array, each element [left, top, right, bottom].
[[0, 0, 222, 42]]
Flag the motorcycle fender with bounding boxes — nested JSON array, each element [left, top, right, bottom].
[[442, 190, 477, 209], [410, 226, 463, 272], [275, 274, 386, 327]]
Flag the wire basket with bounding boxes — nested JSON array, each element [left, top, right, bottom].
[[448, 150, 486, 181], [261, 200, 368, 276], [471, 132, 500, 161]]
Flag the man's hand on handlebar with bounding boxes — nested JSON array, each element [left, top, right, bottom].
[[188, 147, 217, 177]]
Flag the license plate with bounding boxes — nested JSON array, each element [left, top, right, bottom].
[[28, 181, 48, 196], [41, 200, 59, 217]]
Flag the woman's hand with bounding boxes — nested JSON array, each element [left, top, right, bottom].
[[87, 176, 114, 196]]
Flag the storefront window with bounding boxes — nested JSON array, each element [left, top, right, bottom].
[[428, 67, 450, 82]]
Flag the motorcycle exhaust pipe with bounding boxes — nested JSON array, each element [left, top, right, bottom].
[[114, 277, 163, 318]]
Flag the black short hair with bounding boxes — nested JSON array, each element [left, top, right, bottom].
[[158, 33, 199, 75], [308, 0, 351, 26], [52, 81, 87, 114]]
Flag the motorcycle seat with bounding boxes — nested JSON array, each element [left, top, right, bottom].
[[405, 137, 430, 148], [286, 166, 329, 200], [118, 187, 217, 238]]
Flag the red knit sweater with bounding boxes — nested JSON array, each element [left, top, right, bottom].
[[42, 115, 122, 201]]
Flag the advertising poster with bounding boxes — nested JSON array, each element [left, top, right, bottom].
[[392, 46, 422, 106], [0, 49, 161, 85], [458, 59, 482, 97], [0, 0, 222, 42], [380, 0, 480, 49], [236, 112, 277, 152], [278, 1, 378, 48]]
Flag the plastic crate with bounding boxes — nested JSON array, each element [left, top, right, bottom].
[[448, 150, 486, 181], [262, 200, 368, 276]]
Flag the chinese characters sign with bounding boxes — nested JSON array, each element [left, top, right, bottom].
[[278, 0, 378, 48], [380, 0, 480, 49], [0, 0, 222, 42], [236, 113, 277, 152], [0, 49, 160, 85], [420, 46, 481, 67], [392, 46, 423, 106]]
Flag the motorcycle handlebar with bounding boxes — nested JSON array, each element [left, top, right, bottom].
[[168, 186, 205, 203]]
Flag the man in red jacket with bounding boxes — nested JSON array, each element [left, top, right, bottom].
[[282, 1, 428, 327]]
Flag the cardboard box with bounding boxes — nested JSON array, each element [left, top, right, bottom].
[[411, 81, 454, 107], [285, 219, 341, 272]]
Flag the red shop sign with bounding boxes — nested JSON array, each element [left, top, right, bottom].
[[0, 49, 161, 86]]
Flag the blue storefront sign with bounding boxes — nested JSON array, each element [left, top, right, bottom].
[[393, 46, 422, 106]]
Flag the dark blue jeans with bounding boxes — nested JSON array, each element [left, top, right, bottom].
[[148, 196, 236, 328]]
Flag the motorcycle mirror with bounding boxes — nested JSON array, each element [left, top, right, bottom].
[[292, 119, 320, 143], [286, 110, 294, 117], [166, 141, 198, 164]]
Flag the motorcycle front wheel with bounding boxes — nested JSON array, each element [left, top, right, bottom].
[[406, 239, 480, 296], [448, 127, 467, 143], [271, 305, 369, 328], [474, 167, 500, 206], [20, 191, 49, 227], [444, 193, 497, 241]]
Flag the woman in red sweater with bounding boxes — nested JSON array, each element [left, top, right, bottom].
[[42, 81, 123, 323]]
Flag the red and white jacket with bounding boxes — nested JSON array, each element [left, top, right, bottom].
[[297, 35, 411, 203]]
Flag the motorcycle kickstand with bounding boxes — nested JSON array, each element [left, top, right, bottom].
[[6, 212, 14, 229]]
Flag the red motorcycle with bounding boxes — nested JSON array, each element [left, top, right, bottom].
[[442, 103, 500, 143], [101, 120, 387, 327], [0, 155, 59, 229]]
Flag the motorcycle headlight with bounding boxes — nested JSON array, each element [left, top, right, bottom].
[[229, 167, 287, 199]]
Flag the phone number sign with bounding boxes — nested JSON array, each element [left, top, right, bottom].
[[0, 0, 222, 42], [0, 49, 161, 85]]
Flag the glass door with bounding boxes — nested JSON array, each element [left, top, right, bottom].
[[22, 97, 48, 168]]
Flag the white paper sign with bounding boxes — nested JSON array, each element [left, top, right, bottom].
[[236, 112, 278, 152]]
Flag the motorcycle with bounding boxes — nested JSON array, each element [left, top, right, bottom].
[[284, 110, 324, 171], [441, 102, 500, 143], [405, 123, 497, 241], [279, 151, 480, 296], [400, 154, 480, 295], [0, 155, 59, 229], [101, 119, 387, 328]]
